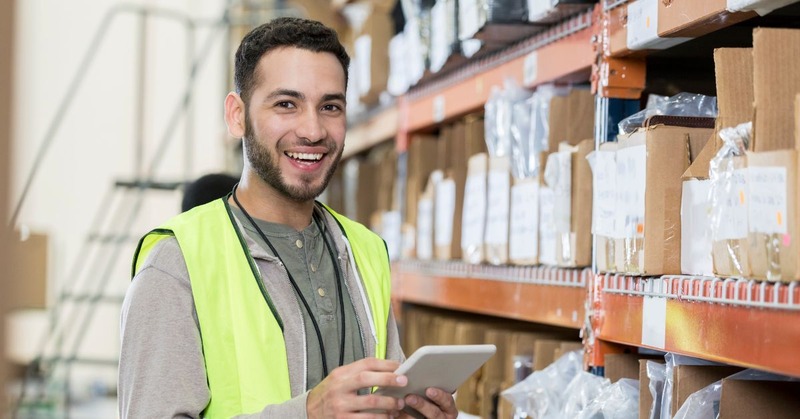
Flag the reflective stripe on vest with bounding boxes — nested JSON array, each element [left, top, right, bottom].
[[132, 199, 391, 417]]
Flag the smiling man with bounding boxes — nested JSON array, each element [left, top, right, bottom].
[[119, 17, 458, 419]]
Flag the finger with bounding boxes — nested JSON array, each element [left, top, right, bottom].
[[351, 394, 406, 414], [404, 394, 447, 419], [352, 357, 402, 372], [425, 388, 457, 415]]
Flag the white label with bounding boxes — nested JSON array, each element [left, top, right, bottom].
[[681, 180, 714, 276], [461, 174, 487, 250], [485, 170, 511, 245], [727, 0, 797, 15], [416, 199, 433, 260], [712, 168, 749, 241], [616, 145, 647, 239], [748, 167, 788, 235], [527, 0, 552, 20], [539, 187, 557, 265], [523, 51, 538, 86], [354, 35, 372, 95], [551, 152, 572, 234], [642, 288, 667, 349], [433, 95, 446, 123], [627, 0, 692, 50], [380, 211, 402, 261], [589, 151, 618, 237], [435, 179, 456, 246], [509, 182, 540, 260]]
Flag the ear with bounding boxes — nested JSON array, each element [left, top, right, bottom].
[[224, 92, 247, 139]]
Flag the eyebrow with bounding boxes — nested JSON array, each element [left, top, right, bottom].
[[265, 89, 345, 104]]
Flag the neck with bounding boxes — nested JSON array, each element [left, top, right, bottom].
[[231, 174, 316, 231]]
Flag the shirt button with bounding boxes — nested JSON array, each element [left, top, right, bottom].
[[310, 264, 317, 272], [317, 288, 326, 297], [295, 239, 303, 248]]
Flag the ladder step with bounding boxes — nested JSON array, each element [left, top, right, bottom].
[[114, 179, 185, 191]]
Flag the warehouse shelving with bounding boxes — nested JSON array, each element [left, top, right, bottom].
[[343, 104, 398, 158], [394, 261, 590, 329]]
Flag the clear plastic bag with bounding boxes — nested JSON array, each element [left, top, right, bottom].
[[574, 378, 640, 419], [618, 92, 718, 135], [661, 354, 724, 419], [562, 371, 611, 417], [510, 96, 533, 180], [485, 79, 529, 158], [646, 361, 666, 419], [500, 350, 583, 419]]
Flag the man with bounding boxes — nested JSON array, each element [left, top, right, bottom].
[[119, 17, 458, 418]]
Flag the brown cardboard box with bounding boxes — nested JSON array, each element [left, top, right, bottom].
[[617, 122, 713, 275], [557, 139, 594, 267], [352, 10, 393, 104], [548, 95, 569, 154], [714, 48, 754, 134], [436, 121, 469, 260], [639, 359, 665, 419], [710, 155, 751, 278], [565, 89, 595, 146], [9, 232, 48, 309], [671, 365, 743, 414], [532, 339, 562, 371], [594, 142, 619, 273], [746, 150, 799, 281], [405, 135, 439, 229], [480, 330, 513, 419], [657, 0, 755, 38], [718, 379, 800, 419], [356, 158, 378, 225], [553, 341, 583, 361], [604, 354, 643, 383], [454, 321, 488, 415], [753, 28, 800, 151]]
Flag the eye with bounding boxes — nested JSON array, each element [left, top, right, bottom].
[[276, 101, 296, 109], [321, 103, 343, 112]]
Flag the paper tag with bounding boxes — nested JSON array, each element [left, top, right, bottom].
[[380, 211, 402, 261], [748, 167, 788, 235], [462, 174, 487, 250], [681, 180, 714, 276], [416, 199, 434, 260], [590, 151, 618, 237], [523, 51, 538, 86], [642, 289, 667, 349], [509, 182, 540, 260], [354, 35, 372, 95], [434, 179, 456, 246], [627, 0, 692, 50], [539, 187, 557, 265], [712, 168, 749, 240], [551, 152, 572, 234], [433, 95, 446, 123], [616, 145, 647, 238], [485, 170, 511, 245]]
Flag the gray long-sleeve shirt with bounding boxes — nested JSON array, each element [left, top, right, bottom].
[[119, 204, 404, 418]]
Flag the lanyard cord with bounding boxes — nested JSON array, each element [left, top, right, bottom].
[[231, 186, 346, 378]]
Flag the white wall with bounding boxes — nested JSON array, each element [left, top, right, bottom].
[[11, 0, 233, 393]]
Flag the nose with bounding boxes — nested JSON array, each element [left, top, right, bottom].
[[295, 110, 326, 143]]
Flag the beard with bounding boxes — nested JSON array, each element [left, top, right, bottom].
[[243, 113, 342, 203]]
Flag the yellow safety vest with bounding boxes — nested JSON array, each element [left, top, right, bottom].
[[132, 199, 390, 417]]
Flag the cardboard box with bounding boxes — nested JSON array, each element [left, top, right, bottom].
[[405, 135, 439, 230], [552, 341, 583, 360], [746, 150, 799, 281], [416, 172, 439, 260], [710, 155, 751, 277], [547, 95, 569, 154], [462, 153, 489, 264], [719, 379, 800, 419], [352, 9, 393, 104], [753, 28, 800, 151], [671, 365, 743, 414], [714, 48, 754, 133], [604, 354, 644, 383], [437, 121, 469, 260], [591, 142, 620, 273], [616, 120, 714, 275], [639, 359, 665, 419], [9, 232, 48, 309], [565, 89, 595, 146], [557, 139, 594, 267]]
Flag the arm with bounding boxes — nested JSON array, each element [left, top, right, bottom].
[[119, 238, 312, 419]]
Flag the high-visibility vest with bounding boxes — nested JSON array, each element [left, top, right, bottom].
[[132, 199, 391, 417]]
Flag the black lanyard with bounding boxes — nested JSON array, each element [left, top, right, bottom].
[[231, 185, 346, 378]]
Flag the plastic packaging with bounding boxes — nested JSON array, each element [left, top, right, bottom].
[[618, 93, 718, 135], [646, 361, 666, 419], [562, 371, 611, 417], [485, 79, 529, 158], [661, 353, 723, 419], [708, 122, 751, 277], [574, 378, 640, 419], [501, 350, 583, 419], [509, 84, 568, 180]]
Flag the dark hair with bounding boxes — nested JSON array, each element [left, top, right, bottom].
[[234, 17, 350, 104], [181, 173, 239, 212]]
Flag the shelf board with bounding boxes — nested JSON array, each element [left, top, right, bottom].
[[400, 11, 595, 136], [594, 274, 800, 377], [393, 261, 588, 329], [343, 105, 397, 158]]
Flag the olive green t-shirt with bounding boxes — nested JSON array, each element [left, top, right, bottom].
[[230, 206, 365, 390]]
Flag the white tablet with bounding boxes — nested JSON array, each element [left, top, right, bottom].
[[374, 344, 496, 402]]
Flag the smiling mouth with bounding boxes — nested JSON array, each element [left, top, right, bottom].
[[285, 151, 324, 163]]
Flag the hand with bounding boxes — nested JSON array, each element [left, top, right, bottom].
[[307, 357, 408, 418], [399, 388, 457, 419]]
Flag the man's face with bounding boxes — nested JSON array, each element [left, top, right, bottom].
[[242, 47, 346, 202]]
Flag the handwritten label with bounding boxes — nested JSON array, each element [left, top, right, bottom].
[[539, 187, 557, 265], [435, 179, 456, 246], [485, 170, 511, 245], [523, 51, 538, 86], [711, 168, 749, 240], [589, 150, 618, 237], [616, 145, 647, 239], [509, 182, 540, 260], [461, 173, 487, 250], [748, 167, 787, 235], [416, 199, 433, 260]]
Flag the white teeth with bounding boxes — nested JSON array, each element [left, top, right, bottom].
[[286, 152, 323, 161]]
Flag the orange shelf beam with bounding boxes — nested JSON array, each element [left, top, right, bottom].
[[393, 269, 586, 329], [596, 290, 800, 377], [402, 24, 594, 136]]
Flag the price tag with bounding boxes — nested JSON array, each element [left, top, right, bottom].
[[435, 179, 456, 246], [523, 51, 538, 86], [748, 167, 787, 235], [433, 95, 446, 123], [509, 182, 540, 260], [461, 174, 487, 250], [485, 170, 511, 245]]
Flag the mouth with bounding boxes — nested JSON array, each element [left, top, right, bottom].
[[285, 151, 324, 165]]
